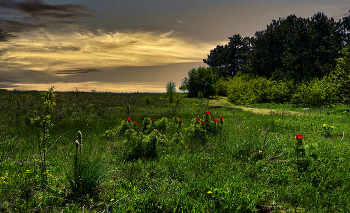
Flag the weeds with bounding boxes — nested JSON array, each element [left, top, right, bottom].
[[1, 91, 350, 212]]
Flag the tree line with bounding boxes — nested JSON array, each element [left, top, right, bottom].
[[204, 12, 350, 81], [180, 12, 350, 106]]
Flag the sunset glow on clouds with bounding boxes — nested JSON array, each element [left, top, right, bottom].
[[0, 28, 217, 72], [0, 0, 349, 92]]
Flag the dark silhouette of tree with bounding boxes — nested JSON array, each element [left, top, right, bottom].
[[180, 67, 216, 97], [204, 34, 252, 78], [205, 12, 348, 82]]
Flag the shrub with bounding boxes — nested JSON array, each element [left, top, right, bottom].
[[226, 75, 296, 104], [265, 80, 295, 103], [216, 77, 229, 96], [331, 47, 350, 105], [186, 123, 208, 145], [291, 76, 337, 107], [123, 130, 161, 161], [226, 75, 270, 104]]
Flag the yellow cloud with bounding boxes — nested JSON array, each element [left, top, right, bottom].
[[0, 29, 219, 72]]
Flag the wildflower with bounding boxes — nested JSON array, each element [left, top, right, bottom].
[[134, 121, 138, 125], [196, 117, 200, 122], [220, 116, 225, 123], [323, 124, 326, 128], [331, 126, 334, 129], [179, 120, 182, 125], [75, 140, 80, 150], [206, 111, 210, 116], [127, 117, 132, 121], [295, 134, 303, 140], [78, 131, 82, 144], [207, 191, 213, 194], [110, 198, 115, 202], [202, 121, 206, 125], [152, 119, 155, 123], [259, 150, 262, 154], [213, 118, 218, 123]]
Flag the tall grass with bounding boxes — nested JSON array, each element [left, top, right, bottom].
[[1, 90, 350, 212]]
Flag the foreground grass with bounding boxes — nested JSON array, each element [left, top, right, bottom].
[[1, 90, 350, 212]]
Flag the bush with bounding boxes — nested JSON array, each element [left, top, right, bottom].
[[331, 47, 350, 105], [216, 77, 229, 96], [123, 130, 161, 161], [226, 75, 270, 104], [226, 75, 295, 104], [291, 76, 337, 107], [265, 80, 295, 103]]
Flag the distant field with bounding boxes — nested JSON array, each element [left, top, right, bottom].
[[1, 90, 350, 212]]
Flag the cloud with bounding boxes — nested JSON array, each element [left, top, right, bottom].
[[0, 0, 96, 19], [0, 0, 96, 42], [56, 68, 100, 75], [0, 19, 46, 32], [0, 29, 14, 42], [0, 28, 219, 72], [45, 45, 81, 52]]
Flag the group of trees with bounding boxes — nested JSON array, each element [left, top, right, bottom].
[[203, 12, 350, 81], [180, 12, 350, 106]]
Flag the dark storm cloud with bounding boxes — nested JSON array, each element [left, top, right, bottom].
[[0, 0, 95, 19], [0, 70, 55, 84], [55, 68, 101, 75], [0, 29, 14, 41], [0, 0, 96, 42], [0, 19, 45, 32]]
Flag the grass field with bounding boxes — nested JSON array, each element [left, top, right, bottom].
[[1, 89, 350, 212]]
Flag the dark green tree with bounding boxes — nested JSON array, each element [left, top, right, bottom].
[[203, 45, 228, 77], [166, 81, 176, 103], [204, 34, 252, 78], [180, 67, 216, 97]]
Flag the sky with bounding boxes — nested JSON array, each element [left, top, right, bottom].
[[0, 0, 349, 92]]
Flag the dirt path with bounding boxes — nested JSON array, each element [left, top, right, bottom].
[[208, 97, 300, 115]]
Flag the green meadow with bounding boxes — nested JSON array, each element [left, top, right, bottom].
[[1, 89, 350, 212]]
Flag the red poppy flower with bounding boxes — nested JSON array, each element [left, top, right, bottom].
[[202, 121, 206, 125], [151, 119, 154, 123], [295, 134, 303, 140], [179, 120, 182, 124], [214, 118, 218, 123], [206, 111, 210, 115], [134, 121, 138, 125], [220, 116, 225, 122], [127, 117, 131, 121], [196, 117, 200, 122]]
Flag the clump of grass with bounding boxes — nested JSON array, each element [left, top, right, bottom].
[[68, 131, 106, 199]]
